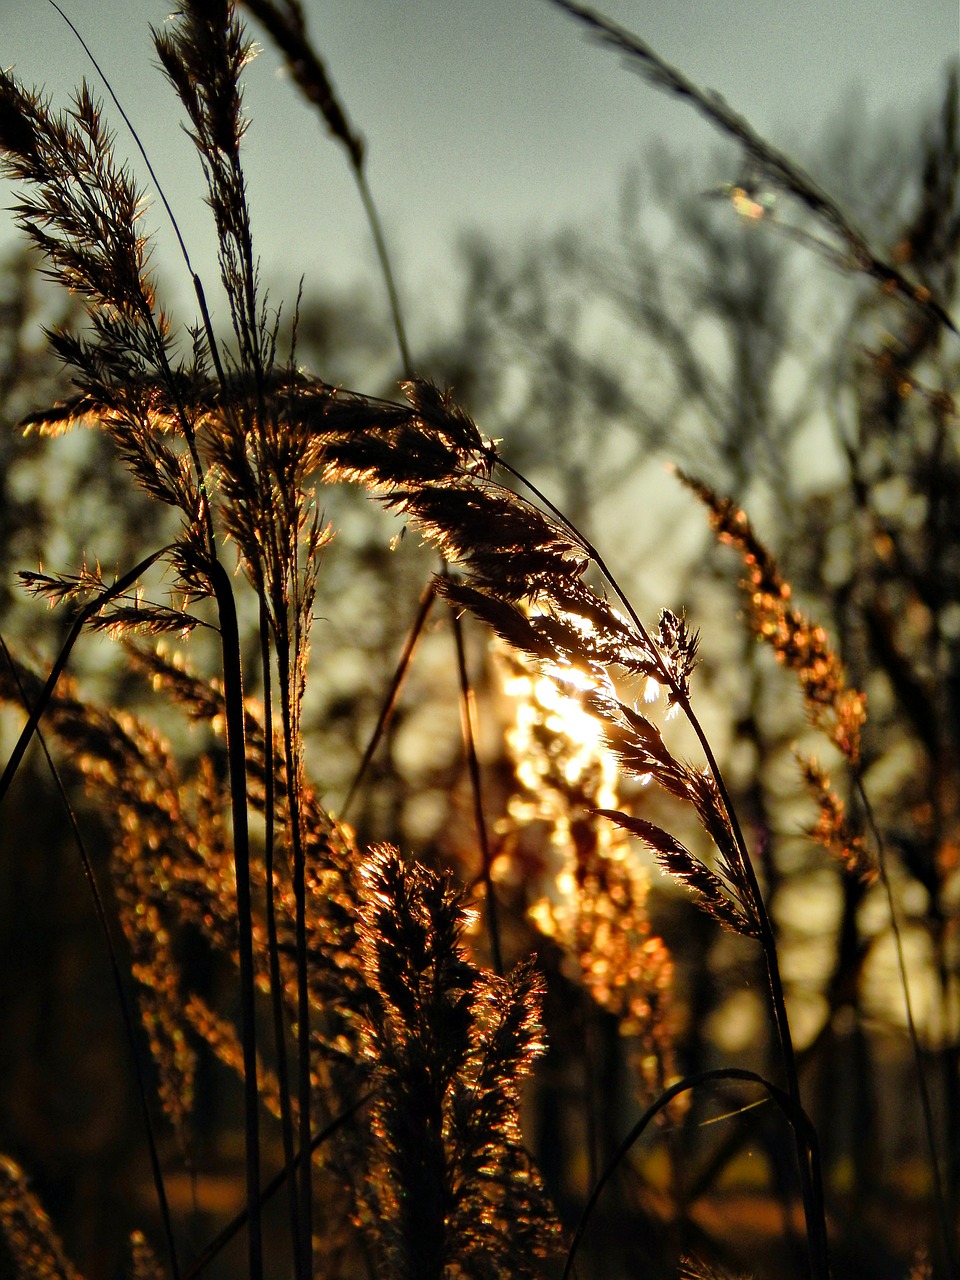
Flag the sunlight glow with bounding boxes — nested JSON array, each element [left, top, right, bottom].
[[496, 645, 677, 1099], [730, 185, 769, 219]]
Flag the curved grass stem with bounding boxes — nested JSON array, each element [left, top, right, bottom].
[[681, 694, 829, 1280], [341, 579, 438, 820], [561, 1067, 815, 1280], [857, 774, 956, 1277]]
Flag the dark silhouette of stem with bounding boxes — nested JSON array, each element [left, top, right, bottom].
[[275, 638, 313, 1275], [342, 578, 438, 819], [857, 774, 956, 1277], [237, 0, 413, 377], [258, 601, 304, 1280], [685, 703, 829, 1280], [561, 1068, 813, 1280], [181, 1089, 378, 1280], [354, 168, 412, 375], [208, 559, 263, 1280]]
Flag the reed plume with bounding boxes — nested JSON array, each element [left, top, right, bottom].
[[352, 845, 559, 1278], [0, 1156, 80, 1280], [676, 468, 874, 880]]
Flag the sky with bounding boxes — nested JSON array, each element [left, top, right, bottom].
[[1, 0, 958, 333]]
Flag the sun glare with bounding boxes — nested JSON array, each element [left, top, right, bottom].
[[497, 644, 677, 1099]]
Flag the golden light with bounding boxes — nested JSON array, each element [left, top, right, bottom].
[[730, 185, 769, 220]]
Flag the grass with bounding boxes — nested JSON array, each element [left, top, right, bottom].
[[0, 2, 957, 1277]]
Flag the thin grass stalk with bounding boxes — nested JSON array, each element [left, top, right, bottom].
[[44, 0, 193, 274], [449, 597, 503, 976], [258, 599, 304, 1280], [274, 636, 313, 1275], [354, 170, 412, 376], [341, 579, 438, 819], [191, 235, 265, 1280], [192, 283, 267, 1280], [678, 691, 828, 1280], [561, 1068, 811, 1280], [0, 636, 182, 1280], [684, 999, 859, 1207], [856, 775, 956, 1275], [207, 558, 262, 1280], [182, 1089, 379, 1280], [237, 0, 412, 377], [269, 507, 316, 1273]]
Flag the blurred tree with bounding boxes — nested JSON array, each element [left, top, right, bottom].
[[399, 63, 960, 1272]]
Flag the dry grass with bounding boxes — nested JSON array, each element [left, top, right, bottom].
[[0, 2, 955, 1278]]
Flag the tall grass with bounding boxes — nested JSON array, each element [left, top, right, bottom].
[[0, 2, 956, 1277]]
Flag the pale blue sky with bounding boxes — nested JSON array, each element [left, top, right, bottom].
[[2, 1, 957, 326]]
